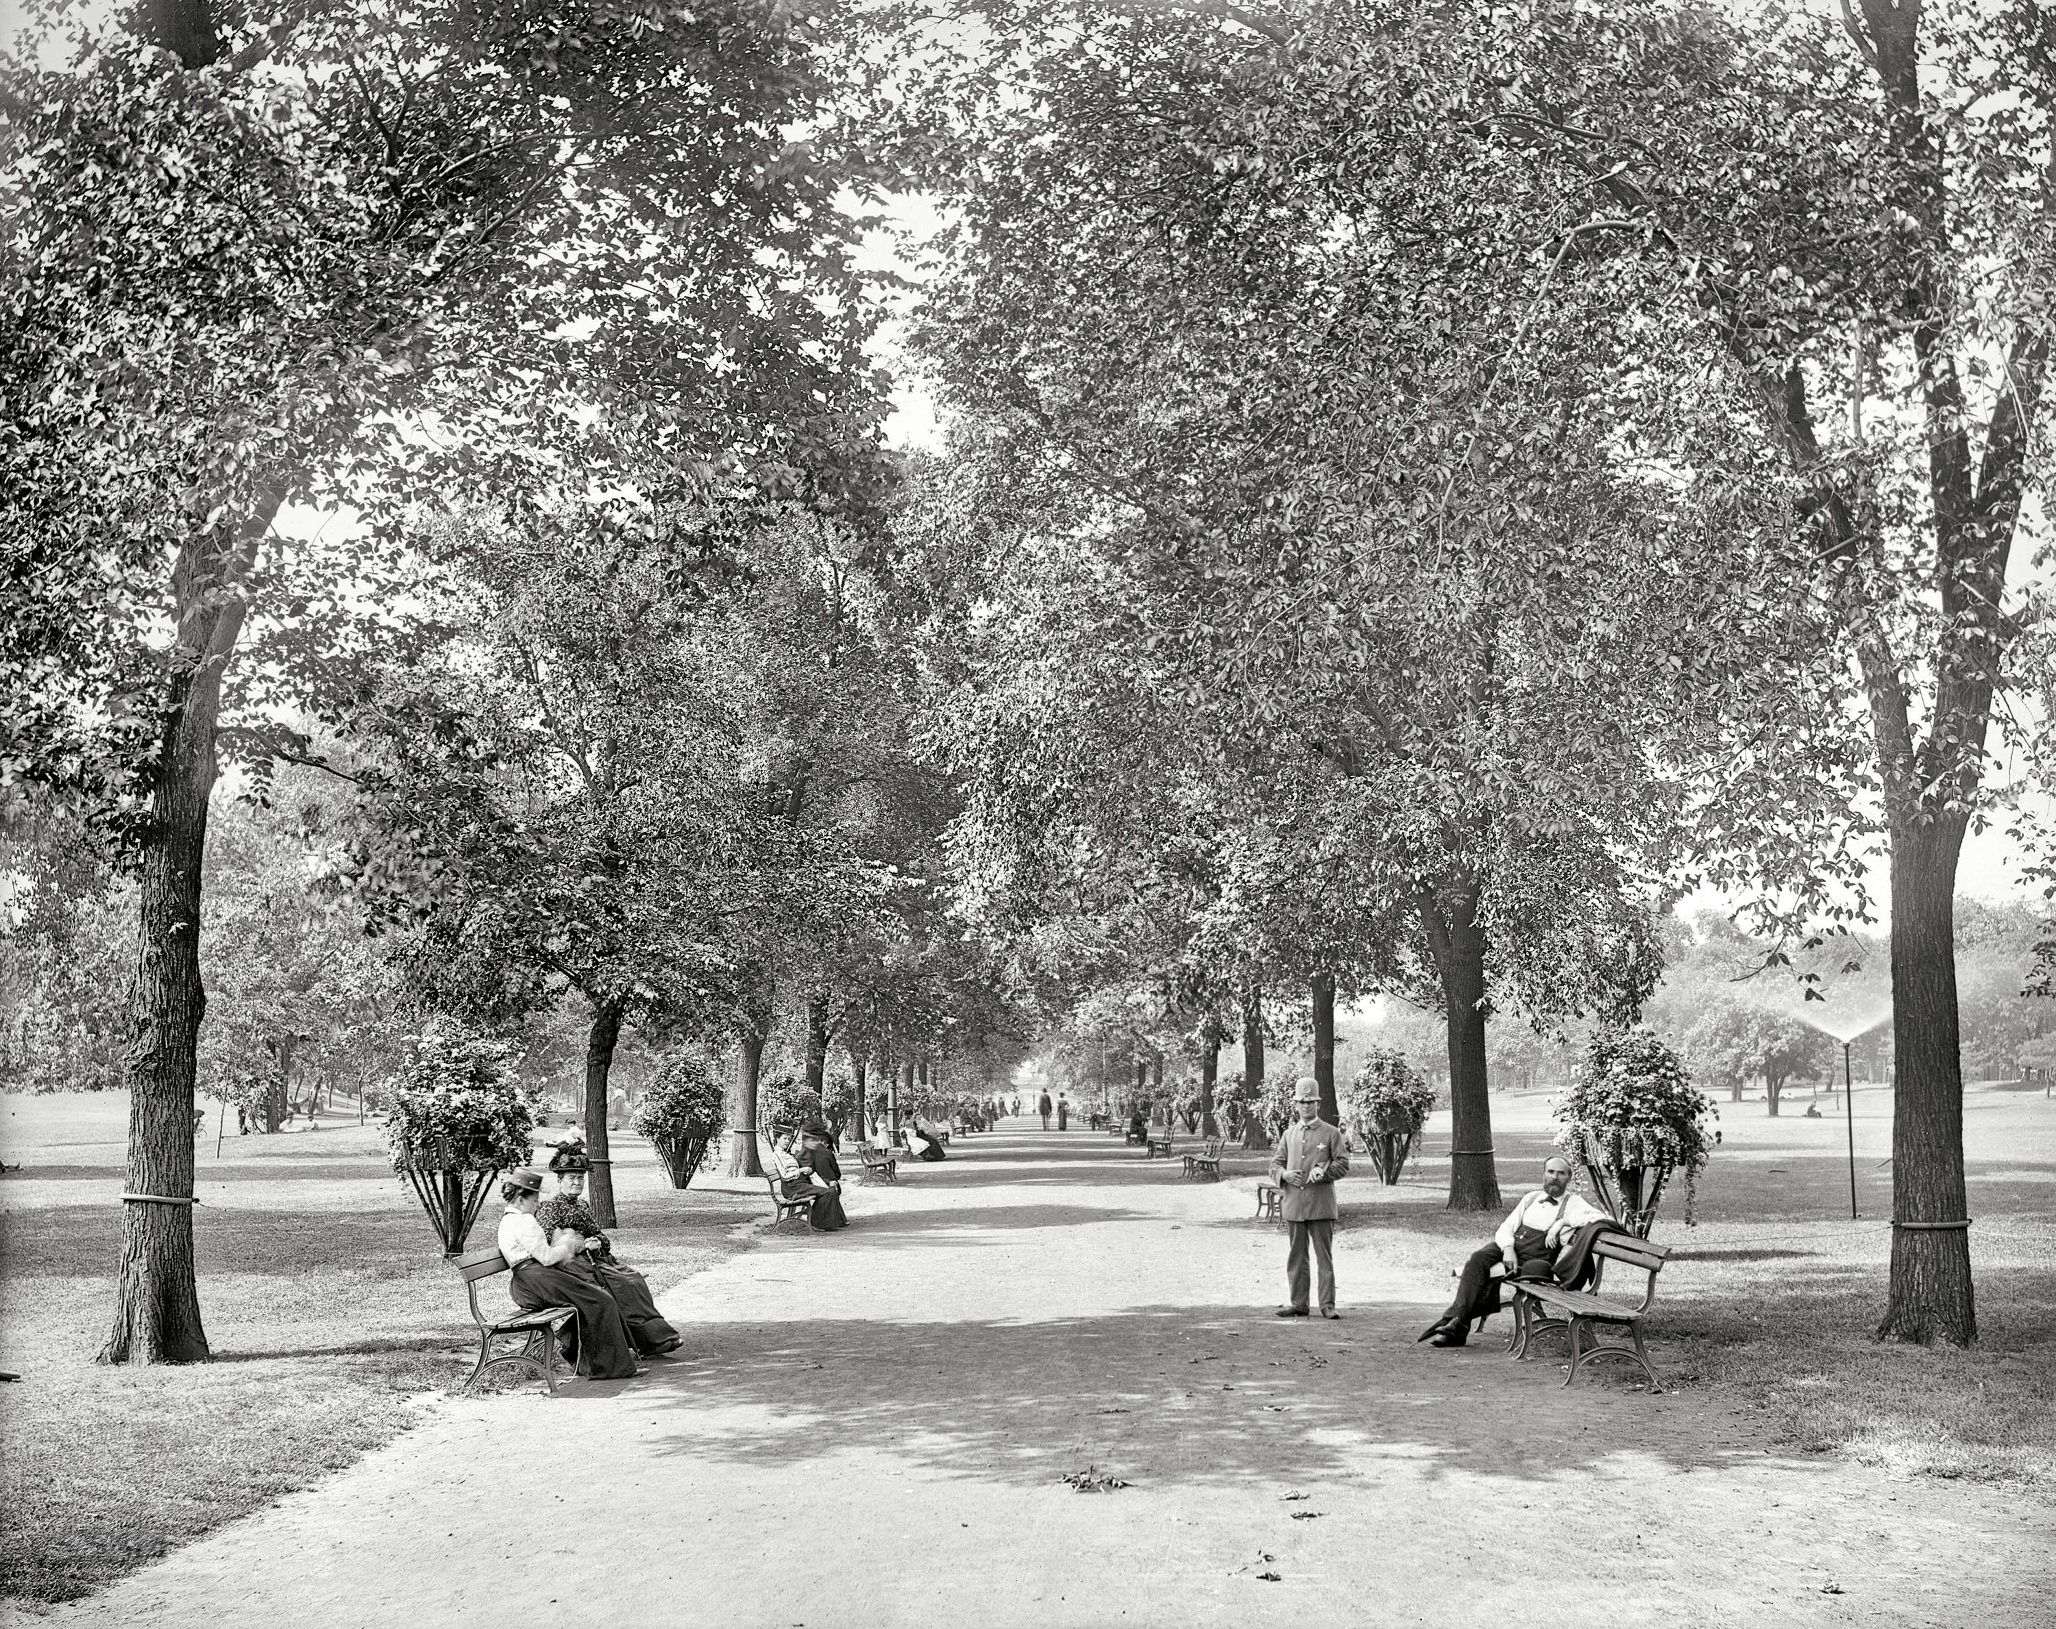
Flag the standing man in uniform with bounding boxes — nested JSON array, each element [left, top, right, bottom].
[[1270, 1076, 1350, 1319]]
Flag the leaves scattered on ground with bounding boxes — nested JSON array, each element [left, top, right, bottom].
[[1060, 1465, 1131, 1492]]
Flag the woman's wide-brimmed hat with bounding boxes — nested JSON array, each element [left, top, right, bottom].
[[799, 1115, 832, 1138], [546, 1139, 591, 1173], [505, 1167, 545, 1194]]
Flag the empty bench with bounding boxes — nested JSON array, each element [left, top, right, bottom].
[[455, 1247, 577, 1396], [1182, 1136, 1226, 1180], [1506, 1232, 1673, 1392], [852, 1144, 898, 1184]]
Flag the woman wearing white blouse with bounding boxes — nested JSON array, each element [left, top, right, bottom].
[[496, 1168, 639, 1380]]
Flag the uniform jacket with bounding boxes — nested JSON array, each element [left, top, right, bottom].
[[1268, 1118, 1351, 1222]]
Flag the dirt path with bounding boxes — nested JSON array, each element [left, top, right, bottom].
[[25, 1125, 2049, 1628]]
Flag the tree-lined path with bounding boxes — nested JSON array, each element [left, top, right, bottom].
[[29, 1125, 2046, 1629]]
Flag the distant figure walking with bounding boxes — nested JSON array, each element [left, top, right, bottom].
[[1056, 1094, 1070, 1130], [1269, 1078, 1350, 1320], [1038, 1090, 1053, 1130]]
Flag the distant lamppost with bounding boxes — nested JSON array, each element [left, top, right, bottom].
[[1843, 1040, 1857, 1221]]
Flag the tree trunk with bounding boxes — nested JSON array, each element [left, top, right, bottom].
[[805, 995, 829, 1099], [583, 998, 624, 1228], [101, 664, 221, 1364], [1241, 985, 1267, 1148], [1199, 1027, 1219, 1138], [726, 987, 773, 1179], [1765, 1074, 1783, 1118], [1420, 882, 1499, 1212], [1133, 1056, 1147, 1117], [100, 491, 280, 1365], [1310, 969, 1338, 1125], [886, 1050, 899, 1136], [852, 1057, 868, 1141], [1879, 817, 1976, 1345]]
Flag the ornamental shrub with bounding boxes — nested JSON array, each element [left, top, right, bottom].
[[631, 1050, 728, 1143], [757, 1071, 816, 1133], [1553, 1027, 1719, 1225], [383, 1023, 536, 1174], [1343, 1049, 1438, 1138]]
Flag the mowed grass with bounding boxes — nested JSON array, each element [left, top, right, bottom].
[[1230, 1078, 2056, 1495], [0, 1094, 757, 1608]]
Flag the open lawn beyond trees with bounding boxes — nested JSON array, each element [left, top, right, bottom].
[[3, 1090, 2051, 1622]]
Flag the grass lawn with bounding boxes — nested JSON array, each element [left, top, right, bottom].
[[1219, 1077, 2056, 1494], [0, 1094, 758, 1609]]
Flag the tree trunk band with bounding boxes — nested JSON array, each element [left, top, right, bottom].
[[1890, 1219, 1971, 1231], [120, 1192, 200, 1205], [1449, 1149, 1495, 1156]]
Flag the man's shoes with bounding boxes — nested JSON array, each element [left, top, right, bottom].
[[1416, 1318, 1453, 1342], [1428, 1328, 1468, 1348], [1320, 1309, 1341, 1320], [1275, 1305, 1309, 1318]]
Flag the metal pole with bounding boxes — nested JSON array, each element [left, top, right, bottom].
[[1844, 1041, 1857, 1221]]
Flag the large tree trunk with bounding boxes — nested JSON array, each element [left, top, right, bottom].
[[1199, 1023, 1220, 1138], [1765, 1074, 1783, 1118], [727, 989, 773, 1179], [101, 664, 221, 1364], [851, 1057, 868, 1141], [1241, 984, 1267, 1148], [804, 995, 829, 1100], [1420, 882, 1499, 1212], [1879, 816, 1976, 1345], [101, 494, 276, 1365], [1310, 969, 1338, 1125], [583, 998, 623, 1228]]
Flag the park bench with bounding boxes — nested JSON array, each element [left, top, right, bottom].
[[1145, 1127, 1174, 1158], [852, 1144, 898, 1184], [1254, 1182, 1282, 1222], [454, 1247, 577, 1397], [1182, 1136, 1226, 1180], [764, 1173, 817, 1226], [1504, 1232, 1672, 1392]]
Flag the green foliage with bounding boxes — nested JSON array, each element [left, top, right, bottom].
[[1555, 1028, 1719, 1223], [382, 1024, 536, 1174], [1343, 1050, 1437, 1138], [631, 1052, 727, 1144], [757, 1072, 818, 1133]]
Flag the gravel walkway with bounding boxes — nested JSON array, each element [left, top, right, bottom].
[[24, 1123, 2049, 1628]]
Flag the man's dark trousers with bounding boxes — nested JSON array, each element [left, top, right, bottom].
[[1285, 1219, 1336, 1314]]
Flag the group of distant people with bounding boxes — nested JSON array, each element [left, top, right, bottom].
[[1036, 1090, 1072, 1130]]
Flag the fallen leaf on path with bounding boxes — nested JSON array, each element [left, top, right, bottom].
[[1256, 1572, 1282, 1582], [1060, 1466, 1131, 1493], [1095, 1407, 1129, 1415], [1289, 1512, 1322, 1521], [1821, 1583, 1844, 1596], [1282, 1492, 1310, 1502]]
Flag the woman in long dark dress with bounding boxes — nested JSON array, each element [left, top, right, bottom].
[[536, 1148, 681, 1356], [794, 1121, 848, 1232], [496, 1168, 639, 1380], [905, 1116, 946, 1162]]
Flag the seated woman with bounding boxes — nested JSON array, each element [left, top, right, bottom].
[[903, 1116, 946, 1162], [793, 1118, 848, 1232], [536, 1143, 681, 1357], [496, 1167, 639, 1381]]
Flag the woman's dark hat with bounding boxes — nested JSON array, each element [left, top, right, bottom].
[[799, 1115, 831, 1137], [546, 1141, 591, 1173], [505, 1168, 545, 1194]]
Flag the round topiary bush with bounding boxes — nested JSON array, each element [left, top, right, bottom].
[[383, 1024, 536, 1255], [1553, 1026, 1719, 1233], [1343, 1049, 1438, 1184], [632, 1050, 728, 1189]]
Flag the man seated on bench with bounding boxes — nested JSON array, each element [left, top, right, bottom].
[[1419, 1155, 1612, 1348]]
